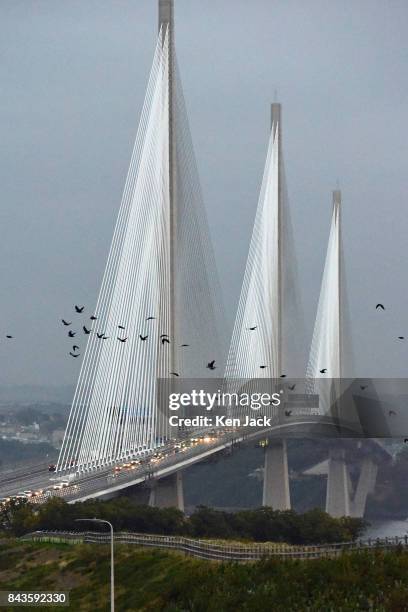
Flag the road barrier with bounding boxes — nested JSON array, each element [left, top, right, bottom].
[[21, 530, 408, 562]]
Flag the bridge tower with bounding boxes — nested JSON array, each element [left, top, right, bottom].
[[324, 189, 348, 516], [148, 0, 185, 512], [262, 103, 291, 510]]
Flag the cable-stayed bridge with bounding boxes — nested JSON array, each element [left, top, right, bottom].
[[0, 0, 395, 518]]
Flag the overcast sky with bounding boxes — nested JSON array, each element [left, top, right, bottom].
[[0, 0, 407, 386]]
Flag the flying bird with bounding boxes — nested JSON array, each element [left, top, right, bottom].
[[170, 372, 179, 377], [69, 352, 80, 358], [118, 325, 126, 330], [117, 337, 128, 343], [90, 315, 97, 321], [288, 384, 296, 391], [320, 368, 327, 374], [146, 316, 156, 321], [207, 360, 216, 370], [248, 326, 257, 331], [139, 335, 148, 341], [161, 338, 170, 345], [160, 334, 169, 338], [68, 331, 76, 338], [398, 336, 405, 340], [376, 304, 385, 310], [181, 344, 189, 347], [75, 305, 85, 313], [6, 335, 13, 339], [72, 345, 79, 352], [280, 374, 287, 378], [102, 336, 109, 340], [285, 410, 292, 417], [61, 319, 71, 326], [360, 385, 368, 391], [96, 333, 105, 339], [83, 326, 91, 335], [259, 365, 267, 369], [388, 410, 397, 417]]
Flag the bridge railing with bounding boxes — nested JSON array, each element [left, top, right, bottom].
[[21, 530, 408, 562]]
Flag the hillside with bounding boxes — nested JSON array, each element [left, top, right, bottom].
[[1, 538, 408, 610]]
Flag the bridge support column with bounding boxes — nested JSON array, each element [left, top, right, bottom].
[[262, 439, 291, 509], [350, 457, 378, 518], [149, 471, 184, 511], [325, 447, 351, 517]]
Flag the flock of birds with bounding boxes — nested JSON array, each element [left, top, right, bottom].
[[253, 303, 402, 380], [248, 302, 403, 419], [61, 306, 217, 376], [5, 301, 401, 403]]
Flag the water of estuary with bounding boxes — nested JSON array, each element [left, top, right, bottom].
[[364, 519, 408, 539]]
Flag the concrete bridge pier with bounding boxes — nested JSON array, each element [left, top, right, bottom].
[[148, 471, 184, 511], [350, 457, 378, 518], [262, 439, 291, 509], [325, 447, 351, 517]]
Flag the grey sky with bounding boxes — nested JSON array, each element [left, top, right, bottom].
[[0, 0, 407, 386]]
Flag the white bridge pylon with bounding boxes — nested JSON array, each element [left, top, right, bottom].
[[57, 21, 225, 474], [307, 190, 361, 428], [225, 119, 281, 381], [307, 191, 341, 385], [225, 104, 304, 390]]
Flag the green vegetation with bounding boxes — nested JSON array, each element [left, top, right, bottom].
[[0, 537, 408, 611], [1, 497, 365, 544]]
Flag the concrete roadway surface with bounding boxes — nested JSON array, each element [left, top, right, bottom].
[[0, 428, 262, 504]]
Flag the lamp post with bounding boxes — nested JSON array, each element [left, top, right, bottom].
[[76, 518, 114, 612]]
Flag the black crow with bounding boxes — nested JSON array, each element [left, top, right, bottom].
[[83, 326, 91, 335], [207, 360, 216, 370], [75, 305, 84, 313], [61, 319, 71, 326]]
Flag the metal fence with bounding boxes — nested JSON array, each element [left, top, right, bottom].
[[21, 530, 408, 562]]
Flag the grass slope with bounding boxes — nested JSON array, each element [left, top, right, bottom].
[[1, 538, 408, 611]]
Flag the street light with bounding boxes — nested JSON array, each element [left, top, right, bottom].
[[75, 518, 114, 612]]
